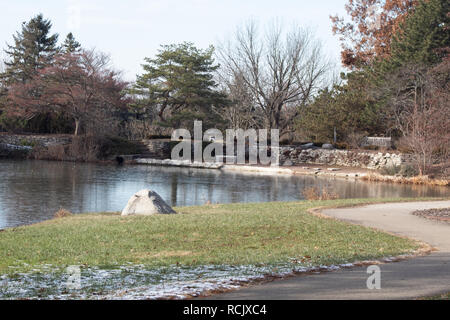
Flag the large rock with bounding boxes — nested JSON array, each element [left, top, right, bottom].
[[121, 189, 176, 216]]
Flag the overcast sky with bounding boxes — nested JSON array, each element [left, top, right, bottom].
[[0, 0, 348, 80]]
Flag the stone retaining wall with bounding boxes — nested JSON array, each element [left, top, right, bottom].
[[137, 140, 414, 170], [140, 139, 171, 158], [279, 146, 413, 169], [0, 134, 72, 147]]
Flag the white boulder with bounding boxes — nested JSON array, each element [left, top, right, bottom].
[[121, 189, 176, 216]]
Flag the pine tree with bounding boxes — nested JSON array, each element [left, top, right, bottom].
[[2, 14, 59, 84], [62, 33, 81, 53], [390, 0, 450, 67], [130, 42, 228, 128]]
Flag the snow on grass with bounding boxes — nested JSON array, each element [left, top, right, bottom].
[[0, 262, 321, 299], [0, 255, 414, 300]]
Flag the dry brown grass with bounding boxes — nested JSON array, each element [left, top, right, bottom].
[[302, 187, 340, 200], [53, 208, 73, 219], [30, 145, 66, 161], [361, 173, 449, 186]]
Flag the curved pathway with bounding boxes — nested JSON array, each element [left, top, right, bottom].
[[206, 201, 450, 300]]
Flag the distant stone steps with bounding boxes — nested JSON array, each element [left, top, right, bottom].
[[133, 140, 172, 159]]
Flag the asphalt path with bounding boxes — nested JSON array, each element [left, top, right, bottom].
[[205, 201, 450, 300]]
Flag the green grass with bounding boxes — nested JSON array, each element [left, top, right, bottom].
[[0, 198, 424, 275]]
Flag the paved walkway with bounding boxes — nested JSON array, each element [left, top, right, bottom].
[[205, 201, 450, 300]]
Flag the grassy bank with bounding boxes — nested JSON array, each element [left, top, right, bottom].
[[0, 199, 423, 275], [362, 173, 449, 186]]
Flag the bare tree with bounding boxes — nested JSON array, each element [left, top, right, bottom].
[[214, 71, 262, 130], [217, 20, 332, 135], [386, 62, 450, 175]]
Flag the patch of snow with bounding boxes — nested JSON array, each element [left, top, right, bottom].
[[0, 256, 417, 299]]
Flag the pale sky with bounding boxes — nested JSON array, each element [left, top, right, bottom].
[[0, 0, 348, 80]]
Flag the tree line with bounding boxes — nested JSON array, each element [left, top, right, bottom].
[[0, 0, 448, 174], [299, 0, 449, 175]]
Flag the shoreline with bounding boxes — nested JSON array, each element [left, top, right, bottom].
[[134, 157, 369, 178], [1, 155, 448, 186], [133, 157, 448, 186]]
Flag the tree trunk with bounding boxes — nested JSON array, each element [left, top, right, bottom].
[[74, 119, 80, 136]]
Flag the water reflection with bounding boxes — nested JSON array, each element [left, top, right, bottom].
[[0, 160, 448, 229]]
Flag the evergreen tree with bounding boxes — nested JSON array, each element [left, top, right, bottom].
[[62, 33, 81, 53], [130, 42, 228, 128], [296, 71, 388, 144], [2, 14, 58, 84], [390, 0, 450, 67]]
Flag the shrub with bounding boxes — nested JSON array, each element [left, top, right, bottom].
[[346, 131, 367, 149], [363, 145, 380, 151], [54, 208, 72, 219], [302, 187, 339, 200], [67, 135, 101, 162], [19, 139, 37, 147], [399, 165, 419, 178], [280, 138, 292, 146], [379, 164, 419, 177], [335, 142, 349, 150], [379, 165, 402, 176], [46, 144, 66, 161]]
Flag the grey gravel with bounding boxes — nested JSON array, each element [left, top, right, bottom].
[[412, 208, 450, 223]]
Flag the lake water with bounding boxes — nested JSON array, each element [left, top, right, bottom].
[[0, 160, 448, 229]]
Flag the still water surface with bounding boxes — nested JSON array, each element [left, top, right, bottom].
[[0, 160, 448, 229]]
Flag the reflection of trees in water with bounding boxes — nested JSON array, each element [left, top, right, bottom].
[[0, 160, 448, 228], [170, 174, 178, 206], [1, 160, 83, 227]]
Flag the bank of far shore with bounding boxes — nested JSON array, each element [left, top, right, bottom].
[[1, 133, 448, 187], [132, 158, 449, 187], [1, 151, 448, 186], [1, 197, 448, 299]]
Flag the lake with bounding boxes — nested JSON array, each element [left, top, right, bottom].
[[0, 159, 448, 229]]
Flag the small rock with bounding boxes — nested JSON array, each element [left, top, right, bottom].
[[302, 143, 315, 149], [322, 144, 334, 150]]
